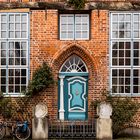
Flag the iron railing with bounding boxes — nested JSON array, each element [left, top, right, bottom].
[[48, 119, 96, 138]]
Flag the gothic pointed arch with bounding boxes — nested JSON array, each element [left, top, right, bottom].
[[52, 45, 94, 78]]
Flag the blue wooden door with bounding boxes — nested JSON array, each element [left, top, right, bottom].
[[64, 76, 88, 120]]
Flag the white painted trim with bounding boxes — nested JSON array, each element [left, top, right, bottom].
[[59, 75, 65, 120], [67, 76, 87, 81], [68, 78, 86, 112], [59, 55, 88, 73]]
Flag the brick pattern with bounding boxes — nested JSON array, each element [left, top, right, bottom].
[[29, 9, 140, 127], [28, 9, 110, 121], [0, 8, 140, 129]]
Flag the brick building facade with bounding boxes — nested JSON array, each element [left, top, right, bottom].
[[0, 0, 140, 132]]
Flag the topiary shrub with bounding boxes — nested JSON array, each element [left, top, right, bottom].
[[26, 62, 54, 96], [68, 0, 86, 10], [92, 90, 140, 138]]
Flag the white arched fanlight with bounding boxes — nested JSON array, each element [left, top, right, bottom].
[[59, 55, 88, 73]]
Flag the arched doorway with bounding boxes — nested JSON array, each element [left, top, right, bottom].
[[58, 55, 88, 120]]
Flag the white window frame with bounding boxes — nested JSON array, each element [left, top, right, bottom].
[[59, 55, 88, 73], [110, 12, 140, 96], [60, 14, 89, 40], [0, 13, 29, 97]]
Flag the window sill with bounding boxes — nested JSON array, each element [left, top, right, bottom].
[[3, 94, 26, 97], [111, 93, 140, 97]]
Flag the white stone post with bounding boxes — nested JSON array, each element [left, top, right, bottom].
[[32, 103, 48, 140], [96, 102, 112, 140], [59, 75, 65, 120]]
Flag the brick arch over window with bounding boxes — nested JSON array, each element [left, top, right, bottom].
[[51, 45, 95, 78]]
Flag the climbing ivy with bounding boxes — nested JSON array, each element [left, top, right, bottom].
[[68, 0, 86, 10], [26, 62, 54, 96]]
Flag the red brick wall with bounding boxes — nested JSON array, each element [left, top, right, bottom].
[[29, 9, 140, 126], [0, 8, 139, 128], [29, 9, 108, 118]]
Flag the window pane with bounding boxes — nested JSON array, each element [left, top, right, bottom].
[[21, 31, 26, 38], [1, 31, 6, 38], [1, 50, 6, 57], [134, 42, 139, 49], [9, 23, 14, 30], [15, 69, 20, 76], [68, 16, 74, 23], [21, 23, 27, 31], [1, 58, 6, 65], [15, 58, 20, 65], [125, 86, 130, 93], [21, 69, 26, 76], [61, 32, 67, 39], [21, 14, 27, 22], [0, 13, 28, 95], [134, 14, 139, 21], [9, 58, 14, 65], [1, 78, 6, 84], [112, 78, 117, 85], [15, 23, 20, 30], [112, 86, 118, 93], [75, 24, 81, 30], [112, 50, 118, 57], [15, 15, 20, 22], [125, 78, 130, 85], [15, 86, 20, 92], [125, 59, 130, 65], [112, 69, 117, 76], [112, 59, 117, 65], [112, 14, 118, 21], [119, 31, 125, 38], [21, 78, 26, 84], [82, 32, 88, 39], [9, 31, 14, 38], [9, 69, 14, 76], [21, 42, 26, 49], [126, 14, 131, 21], [1, 23, 6, 30], [1, 86, 6, 93], [15, 78, 20, 84], [9, 86, 14, 92], [134, 31, 139, 38], [9, 50, 14, 57], [75, 32, 81, 39], [9, 78, 13, 84], [1, 42, 6, 49], [61, 24, 67, 30], [21, 50, 26, 57], [15, 31, 20, 38], [83, 24, 88, 30], [1, 15, 6, 22], [112, 31, 118, 38], [21, 58, 26, 65], [9, 15, 14, 22], [119, 14, 125, 21], [1, 69, 6, 76], [134, 23, 139, 30]]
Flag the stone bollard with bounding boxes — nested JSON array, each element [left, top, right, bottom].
[[32, 103, 48, 140], [96, 102, 112, 140]]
